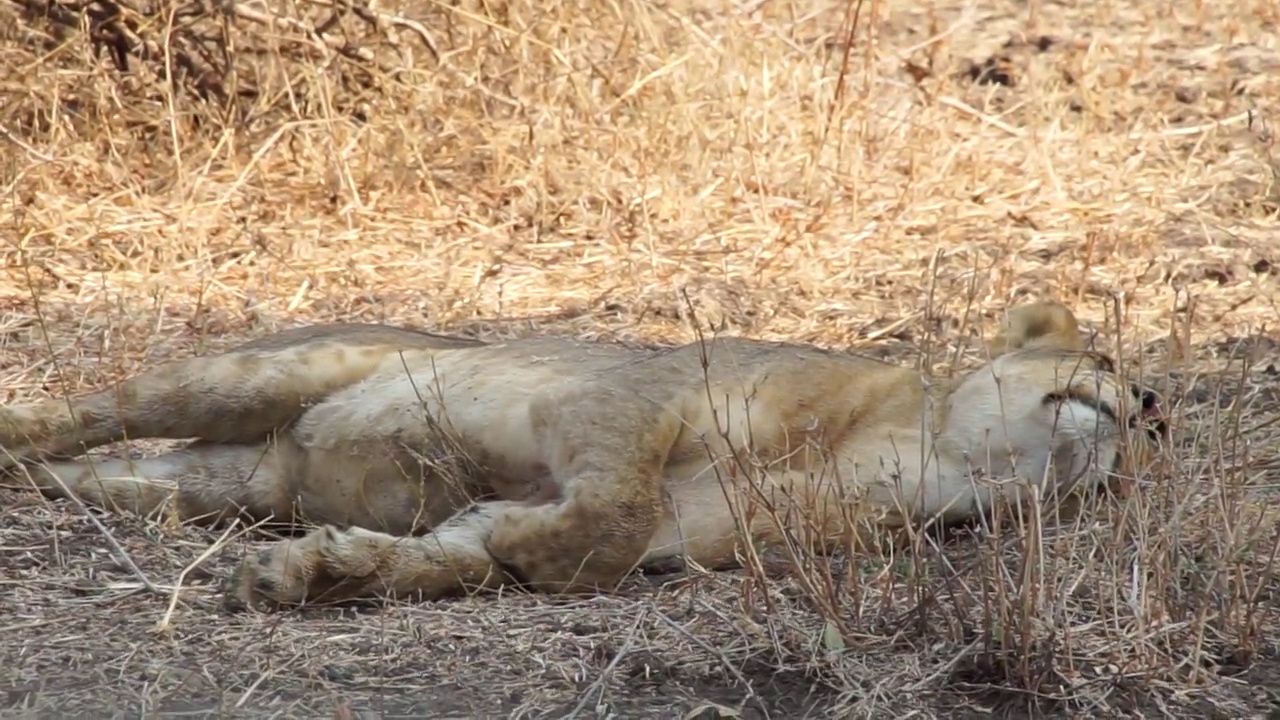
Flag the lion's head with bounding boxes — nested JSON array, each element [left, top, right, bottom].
[[944, 301, 1168, 501]]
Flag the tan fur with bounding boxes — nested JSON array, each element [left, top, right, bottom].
[[0, 302, 1165, 610]]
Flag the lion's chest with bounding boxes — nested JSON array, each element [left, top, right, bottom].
[[660, 387, 833, 478], [659, 382, 942, 493]]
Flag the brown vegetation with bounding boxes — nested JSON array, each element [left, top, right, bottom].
[[1, 0, 1278, 715]]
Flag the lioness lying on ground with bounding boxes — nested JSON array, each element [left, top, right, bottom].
[[0, 301, 1165, 611]]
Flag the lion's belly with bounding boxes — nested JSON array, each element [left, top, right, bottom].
[[287, 352, 570, 516]]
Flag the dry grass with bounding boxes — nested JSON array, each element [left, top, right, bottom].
[[1, 0, 1279, 715]]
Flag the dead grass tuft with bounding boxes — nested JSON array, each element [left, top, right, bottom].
[[1, 0, 1279, 715]]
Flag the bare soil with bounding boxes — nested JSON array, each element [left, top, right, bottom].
[[1, 0, 1279, 716]]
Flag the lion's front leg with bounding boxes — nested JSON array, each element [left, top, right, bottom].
[[222, 503, 521, 611], [224, 389, 682, 610]]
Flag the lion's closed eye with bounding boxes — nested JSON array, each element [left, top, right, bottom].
[[1042, 388, 1118, 425]]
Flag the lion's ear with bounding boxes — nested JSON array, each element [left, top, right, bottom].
[[988, 301, 1082, 356]]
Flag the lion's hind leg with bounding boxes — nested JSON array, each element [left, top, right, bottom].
[[0, 333, 416, 468], [11, 440, 301, 527]]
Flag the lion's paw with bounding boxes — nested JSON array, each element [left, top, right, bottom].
[[221, 526, 382, 612], [0, 406, 42, 470]]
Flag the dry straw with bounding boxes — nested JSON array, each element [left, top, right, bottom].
[[0, 0, 1278, 715]]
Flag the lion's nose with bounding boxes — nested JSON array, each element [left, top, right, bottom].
[[1129, 383, 1169, 440], [1132, 385, 1159, 414]]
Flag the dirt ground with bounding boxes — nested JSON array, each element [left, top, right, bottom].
[[1, 0, 1279, 716]]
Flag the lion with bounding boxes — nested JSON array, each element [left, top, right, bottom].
[[0, 301, 1166, 611]]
